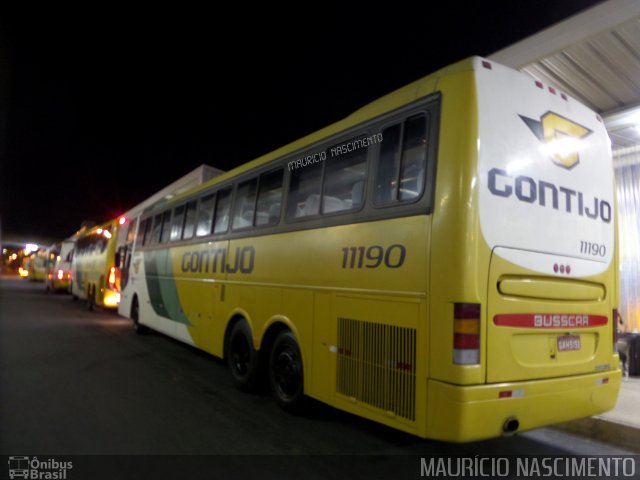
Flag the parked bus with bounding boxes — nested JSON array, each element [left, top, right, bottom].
[[118, 57, 620, 442], [44, 240, 74, 292], [27, 250, 46, 282], [71, 219, 123, 309]]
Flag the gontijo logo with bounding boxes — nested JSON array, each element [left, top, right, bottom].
[[519, 111, 593, 169]]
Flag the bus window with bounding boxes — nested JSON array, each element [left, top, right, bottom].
[[375, 114, 428, 204], [256, 169, 283, 226], [150, 214, 163, 244], [287, 159, 323, 219], [232, 178, 258, 230], [170, 205, 186, 241], [141, 218, 153, 246], [196, 194, 216, 237], [213, 188, 231, 234], [183, 201, 197, 239], [160, 210, 172, 243], [375, 124, 401, 203], [399, 114, 428, 201], [322, 137, 367, 213]]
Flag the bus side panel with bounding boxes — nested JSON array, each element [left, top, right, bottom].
[[428, 70, 486, 386]]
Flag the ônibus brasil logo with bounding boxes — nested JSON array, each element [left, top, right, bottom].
[[519, 111, 593, 170], [8, 456, 73, 479]]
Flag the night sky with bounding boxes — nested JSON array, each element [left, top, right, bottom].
[[0, 1, 603, 240]]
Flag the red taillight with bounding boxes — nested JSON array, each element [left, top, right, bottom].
[[453, 303, 480, 365], [57, 269, 64, 280], [108, 267, 118, 290], [118, 216, 127, 225]]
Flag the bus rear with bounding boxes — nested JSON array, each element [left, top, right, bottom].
[[427, 58, 620, 441], [71, 220, 122, 309]]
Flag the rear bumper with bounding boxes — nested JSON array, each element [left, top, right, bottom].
[[102, 289, 121, 308], [426, 369, 621, 442], [52, 279, 70, 291]]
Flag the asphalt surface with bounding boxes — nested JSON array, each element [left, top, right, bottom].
[[0, 277, 635, 479]]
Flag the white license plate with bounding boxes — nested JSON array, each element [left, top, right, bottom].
[[558, 335, 581, 352]]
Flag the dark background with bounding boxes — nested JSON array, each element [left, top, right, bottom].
[[0, 2, 603, 239]]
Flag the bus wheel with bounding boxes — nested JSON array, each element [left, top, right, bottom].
[[227, 320, 259, 392], [131, 298, 148, 334], [269, 331, 307, 413], [87, 286, 95, 311]]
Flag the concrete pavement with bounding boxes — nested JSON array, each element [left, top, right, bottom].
[[555, 376, 640, 452]]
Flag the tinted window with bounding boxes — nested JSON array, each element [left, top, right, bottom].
[[126, 218, 138, 245], [256, 169, 283, 226], [287, 159, 323, 219], [196, 194, 216, 237], [322, 136, 367, 213], [375, 113, 428, 204], [183, 201, 197, 239], [170, 206, 186, 241], [232, 178, 258, 229], [375, 123, 401, 203], [214, 188, 232, 234], [137, 218, 148, 246], [141, 218, 153, 246], [150, 214, 163, 244], [399, 114, 428, 201], [160, 210, 172, 243]]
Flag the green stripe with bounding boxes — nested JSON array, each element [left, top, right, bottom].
[[144, 250, 191, 326]]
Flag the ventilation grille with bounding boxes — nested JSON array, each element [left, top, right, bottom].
[[337, 318, 416, 421]]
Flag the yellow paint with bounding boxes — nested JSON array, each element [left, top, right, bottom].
[[131, 57, 618, 441]]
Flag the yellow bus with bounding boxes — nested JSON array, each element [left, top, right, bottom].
[[71, 219, 123, 310], [118, 56, 620, 442], [27, 250, 46, 282]]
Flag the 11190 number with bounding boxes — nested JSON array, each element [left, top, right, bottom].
[[341, 244, 406, 269]]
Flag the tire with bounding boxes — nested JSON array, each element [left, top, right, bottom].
[[269, 330, 307, 413], [227, 320, 260, 392], [131, 297, 148, 334], [87, 285, 95, 311]]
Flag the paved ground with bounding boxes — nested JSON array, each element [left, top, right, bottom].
[[555, 369, 640, 452], [0, 277, 636, 479]]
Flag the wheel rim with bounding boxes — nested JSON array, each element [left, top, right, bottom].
[[231, 335, 251, 377], [273, 346, 300, 399]]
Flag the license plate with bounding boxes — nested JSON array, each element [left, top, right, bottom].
[[558, 335, 581, 352]]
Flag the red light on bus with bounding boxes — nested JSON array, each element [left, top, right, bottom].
[[453, 303, 480, 365], [118, 216, 127, 225], [108, 267, 116, 287]]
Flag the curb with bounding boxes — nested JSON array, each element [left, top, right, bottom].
[[553, 417, 640, 453]]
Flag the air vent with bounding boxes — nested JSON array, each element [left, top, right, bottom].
[[337, 318, 416, 421]]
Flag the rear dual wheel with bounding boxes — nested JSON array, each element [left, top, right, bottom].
[[227, 322, 308, 412], [86, 285, 95, 311], [228, 321, 260, 392], [269, 331, 307, 413]]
